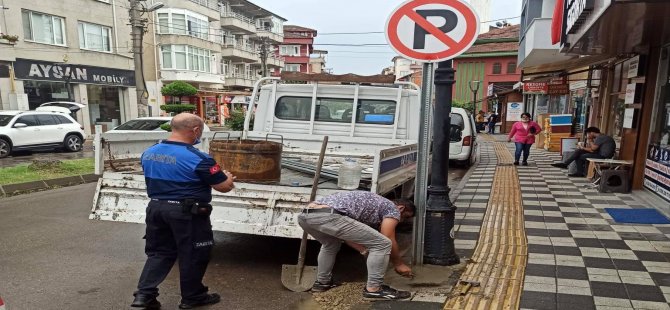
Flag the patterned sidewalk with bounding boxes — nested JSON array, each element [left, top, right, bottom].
[[451, 136, 670, 310]]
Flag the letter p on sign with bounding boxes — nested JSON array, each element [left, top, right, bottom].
[[385, 0, 480, 63]]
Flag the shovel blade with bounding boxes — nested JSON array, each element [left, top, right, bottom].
[[281, 264, 318, 292]]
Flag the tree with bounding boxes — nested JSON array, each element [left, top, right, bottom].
[[161, 81, 198, 101]]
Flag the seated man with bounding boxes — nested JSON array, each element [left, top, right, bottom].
[[297, 191, 415, 300], [551, 127, 616, 177]]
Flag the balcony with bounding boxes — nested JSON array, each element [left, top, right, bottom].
[[253, 28, 283, 44], [518, 18, 575, 68], [161, 70, 224, 87], [221, 43, 258, 62], [224, 73, 255, 88], [220, 11, 257, 34], [171, 0, 219, 20], [156, 33, 222, 53], [266, 55, 285, 68]]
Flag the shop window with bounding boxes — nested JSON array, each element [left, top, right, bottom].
[[87, 85, 122, 130], [22, 10, 66, 46], [78, 22, 112, 52], [492, 63, 502, 74], [507, 62, 517, 74], [23, 80, 72, 110]]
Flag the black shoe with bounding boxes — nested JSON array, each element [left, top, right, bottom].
[[178, 293, 221, 309], [522, 161, 528, 166], [363, 284, 412, 300], [513, 161, 519, 166], [567, 173, 584, 177], [311, 280, 341, 292], [131, 294, 161, 309], [551, 163, 568, 169]]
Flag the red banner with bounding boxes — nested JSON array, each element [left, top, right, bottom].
[[523, 82, 548, 94]]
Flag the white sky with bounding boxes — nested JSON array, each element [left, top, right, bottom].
[[251, 0, 523, 75]]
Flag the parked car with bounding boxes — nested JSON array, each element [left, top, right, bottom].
[[0, 110, 86, 158], [38, 101, 86, 121], [107, 117, 211, 132], [449, 107, 478, 167]]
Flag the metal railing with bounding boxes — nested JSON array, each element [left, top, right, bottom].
[[188, 0, 219, 11], [220, 11, 256, 26], [226, 72, 255, 80], [222, 41, 257, 54]]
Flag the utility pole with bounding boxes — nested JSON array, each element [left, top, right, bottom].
[[128, 0, 165, 117], [258, 37, 270, 77]]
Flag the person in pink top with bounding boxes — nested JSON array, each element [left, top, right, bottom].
[[507, 113, 542, 166]]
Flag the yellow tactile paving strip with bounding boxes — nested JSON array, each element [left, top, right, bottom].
[[444, 142, 527, 310]]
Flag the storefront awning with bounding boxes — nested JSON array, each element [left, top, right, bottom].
[[522, 54, 616, 80]]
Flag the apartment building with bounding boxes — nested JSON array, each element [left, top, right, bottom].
[[143, 0, 286, 124], [279, 25, 317, 74], [0, 0, 137, 135]]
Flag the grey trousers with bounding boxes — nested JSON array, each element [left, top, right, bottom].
[[297, 212, 392, 288]]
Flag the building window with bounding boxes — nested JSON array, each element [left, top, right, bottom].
[[156, 9, 208, 39], [22, 10, 66, 46], [78, 22, 112, 52], [280, 45, 300, 56], [161, 44, 212, 72], [284, 64, 301, 72], [492, 62, 502, 74], [507, 62, 517, 74]]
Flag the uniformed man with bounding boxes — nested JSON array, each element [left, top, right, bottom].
[[131, 113, 235, 309], [298, 191, 415, 300]]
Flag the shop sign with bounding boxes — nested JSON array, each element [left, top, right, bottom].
[[623, 108, 635, 128], [523, 82, 548, 94], [624, 83, 643, 104], [506, 102, 524, 122], [565, 0, 594, 35], [645, 144, 670, 203], [547, 83, 569, 95], [627, 55, 640, 78], [487, 84, 494, 97], [13, 58, 135, 86], [569, 80, 588, 91]]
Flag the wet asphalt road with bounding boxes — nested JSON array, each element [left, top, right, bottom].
[[0, 167, 468, 310]]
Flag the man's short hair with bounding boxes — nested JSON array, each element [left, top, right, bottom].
[[585, 127, 601, 134], [393, 198, 416, 217]]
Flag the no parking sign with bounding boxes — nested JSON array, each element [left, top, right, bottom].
[[385, 0, 480, 62]]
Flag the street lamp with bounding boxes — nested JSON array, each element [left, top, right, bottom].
[[469, 80, 481, 114]]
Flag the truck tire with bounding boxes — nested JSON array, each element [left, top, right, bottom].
[[0, 138, 11, 158], [64, 134, 83, 152]]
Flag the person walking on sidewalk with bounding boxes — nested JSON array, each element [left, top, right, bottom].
[[131, 113, 236, 310], [487, 112, 498, 134], [551, 127, 616, 177], [507, 113, 542, 166], [297, 191, 416, 300]]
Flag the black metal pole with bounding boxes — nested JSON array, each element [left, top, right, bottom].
[[423, 60, 460, 266], [473, 89, 477, 114]]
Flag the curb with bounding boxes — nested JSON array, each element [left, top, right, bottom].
[[0, 174, 100, 198]]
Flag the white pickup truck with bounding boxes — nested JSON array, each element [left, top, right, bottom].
[[90, 77, 423, 239]]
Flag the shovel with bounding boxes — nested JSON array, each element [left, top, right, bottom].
[[281, 136, 329, 292]]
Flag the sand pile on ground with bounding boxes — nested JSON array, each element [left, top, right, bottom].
[[311, 282, 369, 310]]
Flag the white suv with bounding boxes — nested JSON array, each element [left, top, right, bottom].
[[0, 110, 86, 158]]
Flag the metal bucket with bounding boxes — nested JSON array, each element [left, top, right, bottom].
[[210, 138, 283, 183]]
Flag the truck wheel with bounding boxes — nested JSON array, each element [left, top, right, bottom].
[[64, 134, 83, 152], [0, 138, 11, 158]]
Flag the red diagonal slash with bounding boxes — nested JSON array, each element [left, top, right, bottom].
[[400, 6, 460, 49]]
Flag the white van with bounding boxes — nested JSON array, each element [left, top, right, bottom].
[[449, 107, 477, 167]]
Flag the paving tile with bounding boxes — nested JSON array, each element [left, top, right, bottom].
[[556, 265, 589, 280], [612, 259, 647, 271], [528, 244, 555, 254], [520, 291, 557, 310], [580, 247, 611, 258], [624, 284, 667, 302], [593, 296, 633, 307], [576, 238, 603, 247], [554, 246, 583, 256], [525, 275, 556, 284], [588, 267, 619, 276], [556, 294, 595, 307], [605, 249, 638, 260], [591, 281, 627, 299], [649, 272, 670, 287], [523, 281, 557, 293], [525, 264, 556, 278], [629, 300, 670, 310]]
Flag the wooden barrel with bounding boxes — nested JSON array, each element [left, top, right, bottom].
[[210, 139, 282, 182]]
